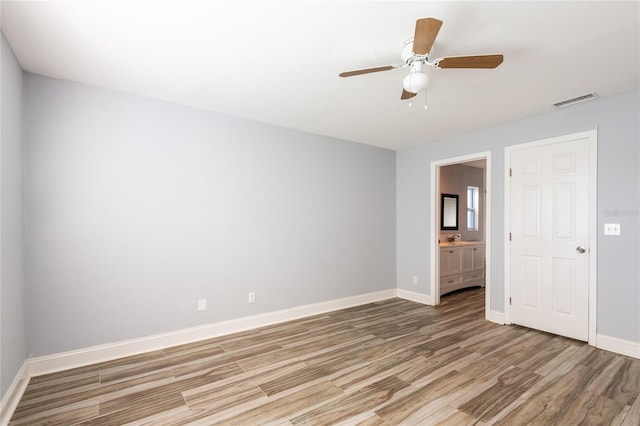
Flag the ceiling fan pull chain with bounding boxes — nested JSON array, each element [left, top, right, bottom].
[[424, 90, 428, 110]]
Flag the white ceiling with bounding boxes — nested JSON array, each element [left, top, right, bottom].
[[2, 1, 639, 150]]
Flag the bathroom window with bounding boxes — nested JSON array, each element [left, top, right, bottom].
[[467, 186, 479, 231]]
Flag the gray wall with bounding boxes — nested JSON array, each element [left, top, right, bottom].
[[1, 32, 26, 398], [439, 164, 484, 242], [23, 74, 396, 357], [397, 90, 640, 343]]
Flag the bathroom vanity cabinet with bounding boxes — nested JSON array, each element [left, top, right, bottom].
[[439, 242, 485, 296]]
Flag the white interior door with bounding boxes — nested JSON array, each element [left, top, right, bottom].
[[509, 134, 592, 341]]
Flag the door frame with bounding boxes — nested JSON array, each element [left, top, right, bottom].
[[504, 130, 598, 345], [430, 151, 492, 320]]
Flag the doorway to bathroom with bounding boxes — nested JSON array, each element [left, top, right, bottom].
[[430, 152, 491, 319]]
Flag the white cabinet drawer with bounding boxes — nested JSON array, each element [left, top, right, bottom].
[[462, 271, 484, 286], [441, 274, 463, 294]]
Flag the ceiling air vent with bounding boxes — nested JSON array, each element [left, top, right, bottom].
[[553, 92, 599, 109]]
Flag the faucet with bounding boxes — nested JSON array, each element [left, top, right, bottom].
[[442, 234, 461, 243]]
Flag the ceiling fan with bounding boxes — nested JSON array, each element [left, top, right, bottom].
[[339, 17, 504, 101]]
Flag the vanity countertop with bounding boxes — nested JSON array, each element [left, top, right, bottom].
[[439, 241, 484, 247]]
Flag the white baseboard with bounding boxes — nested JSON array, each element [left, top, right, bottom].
[[28, 289, 397, 377], [597, 334, 640, 359], [486, 309, 505, 325], [397, 288, 432, 305], [0, 361, 29, 426], [6, 290, 639, 424]]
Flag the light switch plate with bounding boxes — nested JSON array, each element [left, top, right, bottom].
[[604, 223, 621, 236]]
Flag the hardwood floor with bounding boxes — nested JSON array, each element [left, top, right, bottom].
[[9, 288, 640, 425]]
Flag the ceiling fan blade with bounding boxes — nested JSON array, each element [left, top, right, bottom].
[[339, 65, 398, 77], [436, 54, 504, 69], [413, 18, 443, 55], [401, 89, 417, 100]]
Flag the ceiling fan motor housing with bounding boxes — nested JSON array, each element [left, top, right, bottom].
[[401, 38, 429, 64]]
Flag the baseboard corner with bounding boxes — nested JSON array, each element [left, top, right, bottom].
[[0, 360, 29, 426], [397, 288, 432, 305], [596, 333, 640, 359], [487, 309, 505, 325]]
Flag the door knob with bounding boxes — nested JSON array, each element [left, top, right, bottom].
[[576, 246, 586, 254]]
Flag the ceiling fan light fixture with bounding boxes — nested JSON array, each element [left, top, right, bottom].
[[402, 71, 429, 94]]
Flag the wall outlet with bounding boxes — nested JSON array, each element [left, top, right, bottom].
[[412, 275, 418, 285], [197, 298, 207, 311], [248, 292, 256, 303], [604, 223, 621, 236]]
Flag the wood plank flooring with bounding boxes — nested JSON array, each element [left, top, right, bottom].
[[9, 288, 640, 425]]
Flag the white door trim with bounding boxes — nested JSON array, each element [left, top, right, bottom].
[[430, 152, 492, 321], [504, 130, 597, 345]]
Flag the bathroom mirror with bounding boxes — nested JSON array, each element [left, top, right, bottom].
[[441, 193, 459, 230]]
